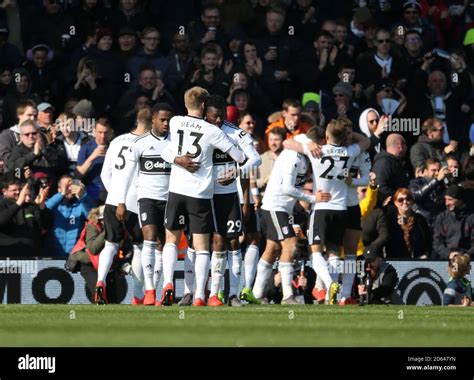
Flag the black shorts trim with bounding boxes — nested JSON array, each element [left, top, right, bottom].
[[104, 204, 142, 243], [346, 205, 362, 231], [164, 192, 216, 234], [213, 193, 242, 238], [260, 209, 295, 242], [308, 209, 347, 248]]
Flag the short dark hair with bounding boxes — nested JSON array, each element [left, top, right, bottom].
[[205, 94, 227, 111], [282, 98, 301, 111], [268, 127, 286, 140], [315, 30, 334, 41], [152, 103, 173, 115], [425, 158, 441, 168], [404, 29, 422, 41], [2, 178, 21, 190], [306, 126, 325, 143]]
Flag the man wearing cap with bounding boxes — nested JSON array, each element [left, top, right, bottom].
[[115, 26, 138, 66], [395, 1, 437, 51], [323, 81, 361, 129], [357, 247, 399, 305], [37, 103, 56, 142], [433, 184, 474, 259]]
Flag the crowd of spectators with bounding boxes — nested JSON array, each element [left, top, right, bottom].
[[0, 0, 473, 261]]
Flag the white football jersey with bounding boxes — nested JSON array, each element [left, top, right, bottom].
[[213, 121, 256, 195], [161, 115, 240, 199], [346, 151, 371, 207], [101, 132, 142, 213], [124, 131, 171, 202], [295, 134, 360, 211], [261, 149, 309, 214]]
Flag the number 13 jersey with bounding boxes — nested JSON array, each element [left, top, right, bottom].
[[163, 115, 238, 200]]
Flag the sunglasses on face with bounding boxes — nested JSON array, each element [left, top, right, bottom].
[[369, 119, 379, 125], [22, 132, 38, 137], [396, 197, 412, 203]]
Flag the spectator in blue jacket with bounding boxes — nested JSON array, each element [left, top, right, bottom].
[[45, 175, 95, 257]]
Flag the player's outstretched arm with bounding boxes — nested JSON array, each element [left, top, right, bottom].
[[225, 145, 245, 163], [283, 139, 304, 153], [239, 143, 262, 177]]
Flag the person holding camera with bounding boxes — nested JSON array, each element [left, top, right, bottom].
[[0, 178, 50, 257], [45, 175, 95, 257], [357, 246, 400, 305]]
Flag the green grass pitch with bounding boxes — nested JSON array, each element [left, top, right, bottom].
[[0, 305, 472, 347]]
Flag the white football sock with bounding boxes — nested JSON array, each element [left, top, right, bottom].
[[228, 249, 242, 297], [131, 244, 144, 299], [96, 241, 118, 284], [279, 261, 294, 300], [328, 255, 341, 283], [162, 243, 178, 286], [194, 251, 210, 301], [153, 250, 163, 291], [341, 254, 356, 299], [210, 251, 226, 297], [252, 259, 273, 299], [183, 247, 195, 294], [141, 240, 157, 291], [311, 252, 332, 289], [244, 244, 259, 289]]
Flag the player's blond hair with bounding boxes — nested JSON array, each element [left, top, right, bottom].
[[184, 86, 209, 112], [326, 119, 347, 145]]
